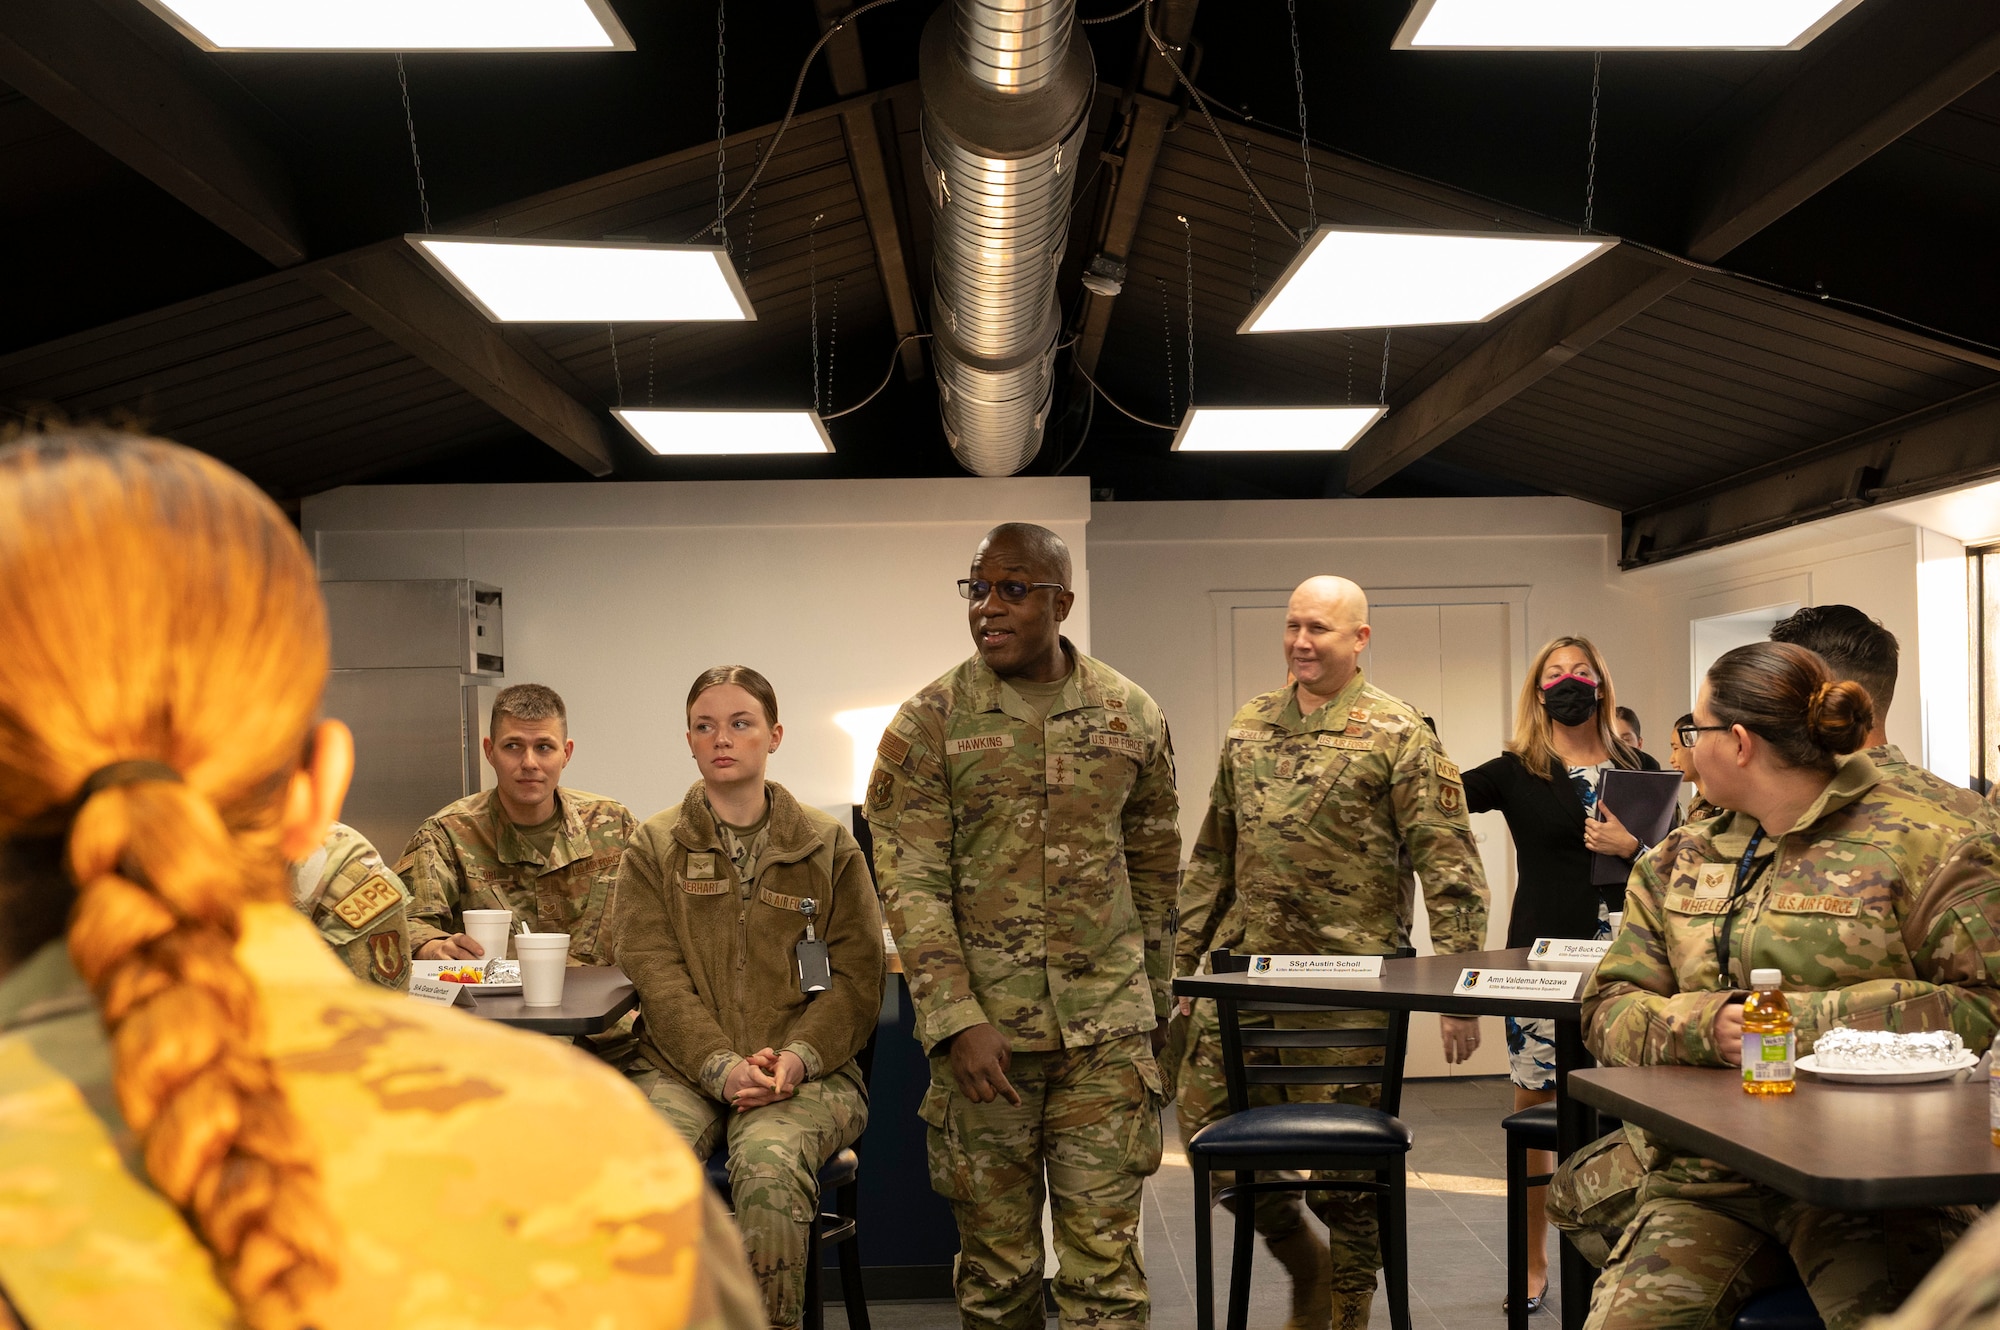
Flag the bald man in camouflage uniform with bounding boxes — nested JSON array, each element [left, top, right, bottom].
[[868, 523, 1180, 1330], [1176, 576, 1489, 1330], [1561, 767, 2000, 1330], [292, 821, 413, 991]]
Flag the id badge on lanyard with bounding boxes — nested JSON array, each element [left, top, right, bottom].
[[797, 897, 832, 994], [1715, 829, 1770, 983]]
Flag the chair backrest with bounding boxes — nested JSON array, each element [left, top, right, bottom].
[[1207, 948, 1413, 1118]]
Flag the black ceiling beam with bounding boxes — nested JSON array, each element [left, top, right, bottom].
[[1344, 245, 1689, 494], [1345, 2, 2000, 496], [1069, 0, 1200, 379], [312, 245, 617, 476], [0, 0, 305, 267], [1685, 0, 2000, 263], [1620, 384, 2000, 568], [842, 97, 926, 379], [812, 0, 870, 98]]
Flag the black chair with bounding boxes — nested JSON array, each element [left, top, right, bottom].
[[703, 1146, 868, 1330], [1502, 1103, 1558, 1330], [1734, 1278, 1822, 1330], [1188, 950, 1415, 1330]]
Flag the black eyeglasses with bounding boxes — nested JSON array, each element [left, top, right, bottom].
[[1675, 723, 1732, 747], [957, 578, 1066, 603]]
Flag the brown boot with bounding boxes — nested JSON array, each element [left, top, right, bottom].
[[1332, 1289, 1373, 1330], [1266, 1226, 1333, 1330]]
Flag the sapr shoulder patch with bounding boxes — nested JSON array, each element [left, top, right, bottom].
[[333, 878, 400, 930], [947, 733, 1015, 756], [877, 730, 911, 767]]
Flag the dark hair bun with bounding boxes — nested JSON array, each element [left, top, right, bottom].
[[1806, 679, 1873, 755]]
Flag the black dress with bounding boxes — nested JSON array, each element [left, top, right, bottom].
[[1461, 748, 1663, 947]]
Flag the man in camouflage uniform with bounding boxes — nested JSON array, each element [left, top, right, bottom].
[[1558, 700, 2000, 1330], [292, 820, 413, 991], [398, 682, 634, 966], [1175, 575, 1490, 1330], [867, 522, 1181, 1330]]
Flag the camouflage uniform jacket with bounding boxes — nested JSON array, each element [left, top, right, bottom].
[[867, 643, 1182, 1054], [1868, 1199, 2000, 1330], [0, 902, 762, 1330], [1587, 753, 2000, 1190], [397, 786, 635, 964], [1176, 672, 1489, 976], [292, 821, 413, 991], [615, 780, 884, 1100], [1870, 743, 2000, 831]]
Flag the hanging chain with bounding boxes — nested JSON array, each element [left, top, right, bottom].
[[1180, 215, 1194, 409], [647, 334, 656, 407], [607, 326, 624, 407], [830, 276, 840, 410], [744, 183, 757, 274], [809, 213, 822, 413], [395, 55, 432, 234], [1345, 332, 1354, 405], [714, 0, 729, 242], [1584, 51, 1601, 234], [1245, 137, 1259, 304], [1160, 278, 1176, 422], [1378, 329, 1391, 406], [1287, 0, 1316, 232]]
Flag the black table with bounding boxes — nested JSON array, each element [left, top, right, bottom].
[[1570, 1065, 2000, 1210], [1175, 946, 1603, 1330], [470, 965, 638, 1037]]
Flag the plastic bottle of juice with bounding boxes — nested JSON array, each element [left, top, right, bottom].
[[1988, 1033, 1999, 1146], [1741, 968, 1796, 1096]]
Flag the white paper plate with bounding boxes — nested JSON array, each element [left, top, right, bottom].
[[1795, 1052, 1978, 1085]]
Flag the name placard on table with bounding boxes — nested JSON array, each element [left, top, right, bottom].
[[1455, 968, 1584, 999], [1529, 938, 1612, 962], [407, 976, 475, 1007], [1246, 955, 1385, 979]]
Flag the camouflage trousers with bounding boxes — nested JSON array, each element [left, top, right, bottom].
[[630, 1060, 868, 1330], [1176, 1003, 1386, 1296], [921, 1032, 1165, 1330], [1548, 1131, 1977, 1330]]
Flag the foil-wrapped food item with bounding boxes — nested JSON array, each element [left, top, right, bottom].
[[1812, 1027, 1964, 1070]]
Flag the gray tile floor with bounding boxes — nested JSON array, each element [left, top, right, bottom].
[[827, 1076, 1561, 1330]]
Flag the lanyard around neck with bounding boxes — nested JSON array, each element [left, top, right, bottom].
[[1714, 827, 1770, 985]]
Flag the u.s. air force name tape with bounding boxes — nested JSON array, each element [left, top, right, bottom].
[[1529, 938, 1613, 962], [1454, 968, 1583, 999], [1246, 954, 1384, 978]]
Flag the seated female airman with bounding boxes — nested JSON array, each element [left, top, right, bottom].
[[615, 666, 885, 1330], [0, 430, 759, 1330], [1561, 641, 2000, 1330]]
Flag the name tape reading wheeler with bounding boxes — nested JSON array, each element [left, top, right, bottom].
[[1246, 955, 1385, 979], [1529, 938, 1613, 962], [1455, 968, 1583, 1000]]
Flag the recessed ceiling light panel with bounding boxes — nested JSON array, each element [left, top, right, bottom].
[[1240, 226, 1613, 333], [136, 0, 634, 51], [409, 236, 753, 324], [1392, 0, 1863, 50], [1172, 406, 1387, 453], [615, 410, 833, 455]]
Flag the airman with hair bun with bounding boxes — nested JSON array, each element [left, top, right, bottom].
[[1548, 641, 2000, 1330]]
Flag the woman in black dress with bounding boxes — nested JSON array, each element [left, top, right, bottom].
[[1462, 635, 1660, 1311]]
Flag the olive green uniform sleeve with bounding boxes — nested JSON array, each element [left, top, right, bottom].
[[612, 820, 743, 1098], [1175, 755, 1238, 977], [1390, 725, 1488, 955], [868, 706, 991, 1052], [1121, 708, 1182, 1022]]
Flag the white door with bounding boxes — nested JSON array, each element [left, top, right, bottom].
[[1226, 596, 1516, 1079]]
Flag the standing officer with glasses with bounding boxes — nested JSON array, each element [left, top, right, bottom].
[[866, 522, 1181, 1330]]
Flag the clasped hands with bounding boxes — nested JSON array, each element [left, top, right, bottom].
[[723, 1048, 808, 1112]]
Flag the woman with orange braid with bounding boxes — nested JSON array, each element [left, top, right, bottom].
[[0, 430, 761, 1330]]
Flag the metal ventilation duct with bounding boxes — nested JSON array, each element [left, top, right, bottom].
[[920, 0, 1093, 476]]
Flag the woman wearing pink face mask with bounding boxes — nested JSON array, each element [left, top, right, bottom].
[[1461, 635, 1660, 1313]]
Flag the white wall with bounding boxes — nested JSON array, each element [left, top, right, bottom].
[[303, 478, 1091, 823], [1087, 497, 1673, 855]]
